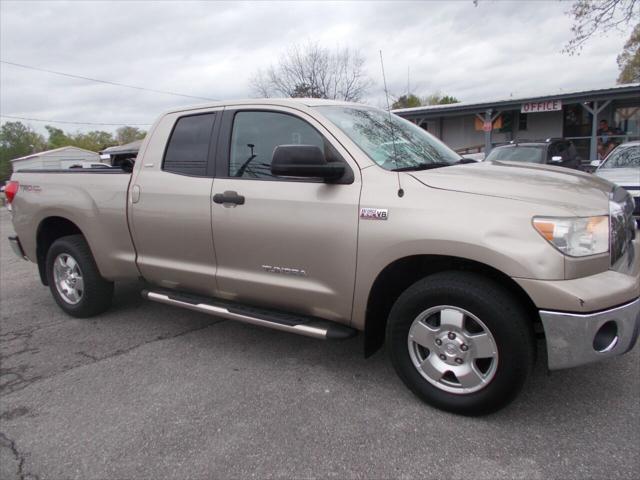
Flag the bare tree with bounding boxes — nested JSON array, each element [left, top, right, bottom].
[[564, 0, 639, 54], [250, 43, 373, 102]]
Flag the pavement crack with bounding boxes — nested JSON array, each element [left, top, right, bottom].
[[76, 351, 98, 361], [87, 321, 223, 363], [0, 367, 43, 396], [0, 431, 39, 480], [1, 320, 223, 397]]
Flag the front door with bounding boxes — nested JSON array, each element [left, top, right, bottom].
[[211, 107, 361, 322]]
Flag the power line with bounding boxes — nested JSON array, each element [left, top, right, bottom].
[[1, 60, 217, 101], [0, 114, 151, 126]]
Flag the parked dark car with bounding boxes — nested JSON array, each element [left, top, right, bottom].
[[485, 139, 581, 170]]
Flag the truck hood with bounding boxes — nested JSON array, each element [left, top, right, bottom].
[[595, 168, 640, 190], [409, 160, 613, 215]]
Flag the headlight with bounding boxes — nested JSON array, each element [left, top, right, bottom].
[[533, 216, 609, 257]]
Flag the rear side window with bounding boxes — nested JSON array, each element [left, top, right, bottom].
[[163, 113, 216, 176]]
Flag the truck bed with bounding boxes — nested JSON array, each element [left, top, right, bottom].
[[9, 169, 139, 281]]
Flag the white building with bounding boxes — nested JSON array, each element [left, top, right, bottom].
[[11, 146, 101, 171]]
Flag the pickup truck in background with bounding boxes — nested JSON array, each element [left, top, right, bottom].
[[6, 99, 640, 415]]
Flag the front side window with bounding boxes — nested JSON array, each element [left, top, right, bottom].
[[485, 146, 544, 164], [229, 111, 333, 179], [315, 106, 460, 171], [601, 145, 640, 169], [163, 113, 216, 176]]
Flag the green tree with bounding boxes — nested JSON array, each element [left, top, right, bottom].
[[617, 23, 640, 83], [422, 92, 460, 106], [0, 122, 46, 181], [392, 92, 459, 110], [45, 125, 116, 152], [45, 125, 70, 149], [392, 94, 423, 109], [116, 126, 146, 145], [71, 131, 116, 152]]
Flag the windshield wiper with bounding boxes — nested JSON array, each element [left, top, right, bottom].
[[391, 158, 477, 172], [391, 162, 450, 172]]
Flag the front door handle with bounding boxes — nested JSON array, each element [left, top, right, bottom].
[[213, 191, 245, 205]]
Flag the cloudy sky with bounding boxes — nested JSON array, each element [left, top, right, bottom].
[[0, 0, 634, 134]]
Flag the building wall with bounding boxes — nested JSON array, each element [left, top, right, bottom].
[[517, 111, 563, 141], [439, 116, 511, 151], [422, 110, 565, 151]]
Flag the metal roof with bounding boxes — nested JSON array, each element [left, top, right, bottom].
[[393, 83, 640, 119], [11, 146, 99, 163]]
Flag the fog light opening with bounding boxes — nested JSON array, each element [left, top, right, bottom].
[[593, 321, 619, 353]]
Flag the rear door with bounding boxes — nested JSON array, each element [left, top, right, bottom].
[[129, 109, 221, 296], [210, 106, 361, 322]]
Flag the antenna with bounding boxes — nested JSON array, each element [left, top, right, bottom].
[[379, 51, 403, 196], [407, 65, 410, 96]]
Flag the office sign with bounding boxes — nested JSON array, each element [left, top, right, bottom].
[[521, 100, 562, 113]]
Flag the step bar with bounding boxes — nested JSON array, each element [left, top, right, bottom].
[[142, 290, 357, 340]]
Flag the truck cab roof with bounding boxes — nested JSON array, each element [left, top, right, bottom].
[[162, 98, 364, 116]]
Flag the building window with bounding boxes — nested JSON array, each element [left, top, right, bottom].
[[518, 113, 528, 131]]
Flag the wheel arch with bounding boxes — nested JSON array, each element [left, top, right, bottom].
[[36, 216, 85, 285], [363, 255, 539, 357]]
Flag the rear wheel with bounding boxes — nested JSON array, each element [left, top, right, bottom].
[[46, 235, 113, 317], [386, 271, 535, 415]]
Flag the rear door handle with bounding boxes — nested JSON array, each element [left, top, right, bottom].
[[213, 191, 245, 205]]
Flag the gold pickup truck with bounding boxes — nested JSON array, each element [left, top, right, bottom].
[[6, 99, 639, 415]]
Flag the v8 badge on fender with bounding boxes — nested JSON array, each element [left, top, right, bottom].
[[360, 208, 389, 220]]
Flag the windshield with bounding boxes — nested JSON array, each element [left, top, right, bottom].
[[600, 145, 640, 169], [485, 146, 544, 163], [314, 106, 460, 170]]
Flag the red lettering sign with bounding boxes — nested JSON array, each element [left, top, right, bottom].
[[521, 100, 562, 113]]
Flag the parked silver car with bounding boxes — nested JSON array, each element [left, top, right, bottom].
[[594, 141, 640, 226]]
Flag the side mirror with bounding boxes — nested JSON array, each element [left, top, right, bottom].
[[590, 160, 602, 168], [121, 158, 135, 173], [271, 145, 345, 181], [550, 156, 563, 163]]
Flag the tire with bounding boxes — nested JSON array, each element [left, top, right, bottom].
[[45, 234, 114, 318], [386, 271, 535, 416]]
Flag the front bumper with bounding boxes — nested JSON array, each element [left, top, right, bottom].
[[8, 236, 28, 260], [540, 297, 640, 370]]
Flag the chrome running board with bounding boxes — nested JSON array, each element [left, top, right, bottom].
[[142, 289, 357, 340]]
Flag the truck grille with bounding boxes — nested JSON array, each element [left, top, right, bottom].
[[610, 187, 636, 267]]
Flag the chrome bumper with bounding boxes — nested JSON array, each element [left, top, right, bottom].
[[8, 236, 28, 260], [540, 297, 640, 370]]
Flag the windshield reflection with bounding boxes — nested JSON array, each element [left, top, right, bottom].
[[601, 145, 640, 169], [315, 106, 460, 171]]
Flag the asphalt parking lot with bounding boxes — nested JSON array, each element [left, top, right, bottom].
[[0, 208, 638, 480]]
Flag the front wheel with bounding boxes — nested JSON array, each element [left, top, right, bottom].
[[386, 271, 535, 415], [46, 234, 114, 317]]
